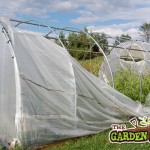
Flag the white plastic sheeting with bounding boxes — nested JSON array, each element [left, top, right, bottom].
[[99, 41, 150, 83], [0, 17, 150, 148]]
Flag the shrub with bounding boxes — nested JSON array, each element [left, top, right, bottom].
[[113, 69, 150, 104]]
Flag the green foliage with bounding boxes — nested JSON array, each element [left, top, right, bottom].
[[79, 57, 150, 104], [114, 34, 131, 46], [55, 27, 109, 60], [79, 56, 104, 76], [113, 69, 150, 103], [79, 57, 150, 103], [10, 144, 23, 150], [139, 22, 150, 42], [91, 33, 109, 52], [67, 28, 95, 60], [55, 31, 67, 47]]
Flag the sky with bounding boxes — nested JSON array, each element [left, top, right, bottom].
[[0, 0, 150, 39]]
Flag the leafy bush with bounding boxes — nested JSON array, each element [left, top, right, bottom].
[[113, 69, 150, 104], [79, 58, 150, 103]]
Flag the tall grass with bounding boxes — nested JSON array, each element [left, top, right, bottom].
[[79, 56, 104, 76], [113, 69, 150, 104]]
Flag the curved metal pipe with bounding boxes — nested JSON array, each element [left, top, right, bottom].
[[62, 27, 115, 88], [82, 36, 108, 63], [104, 33, 139, 72], [15, 20, 66, 49], [127, 40, 150, 102]]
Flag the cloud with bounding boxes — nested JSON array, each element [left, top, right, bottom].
[[71, 7, 150, 24], [0, 0, 118, 22], [87, 23, 141, 40], [0, 0, 149, 24], [125, 28, 140, 40], [46, 1, 79, 12], [0, 0, 80, 18], [88, 26, 123, 37], [108, 21, 141, 29], [69, 0, 150, 24], [71, 11, 100, 24], [0, 0, 149, 40]]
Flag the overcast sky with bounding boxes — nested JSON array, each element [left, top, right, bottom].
[[0, 0, 150, 39]]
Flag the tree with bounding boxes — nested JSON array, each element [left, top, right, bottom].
[[92, 33, 108, 52], [56, 27, 109, 60], [139, 22, 150, 42], [114, 34, 131, 46], [67, 28, 93, 60], [55, 31, 67, 47]]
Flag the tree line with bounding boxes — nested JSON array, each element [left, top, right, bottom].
[[55, 22, 150, 60]]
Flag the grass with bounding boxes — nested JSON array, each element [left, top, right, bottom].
[[113, 69, 150, 104], [4, 130, 150, 150], [48, 130, 150, 150], [79, 55, 104, 76]]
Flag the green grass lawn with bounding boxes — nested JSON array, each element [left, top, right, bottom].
[[49, 130, 150, 150]]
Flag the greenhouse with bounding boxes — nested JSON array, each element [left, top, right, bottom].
[[0, 17, 150, 148], [99, 41, 150, 83]]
